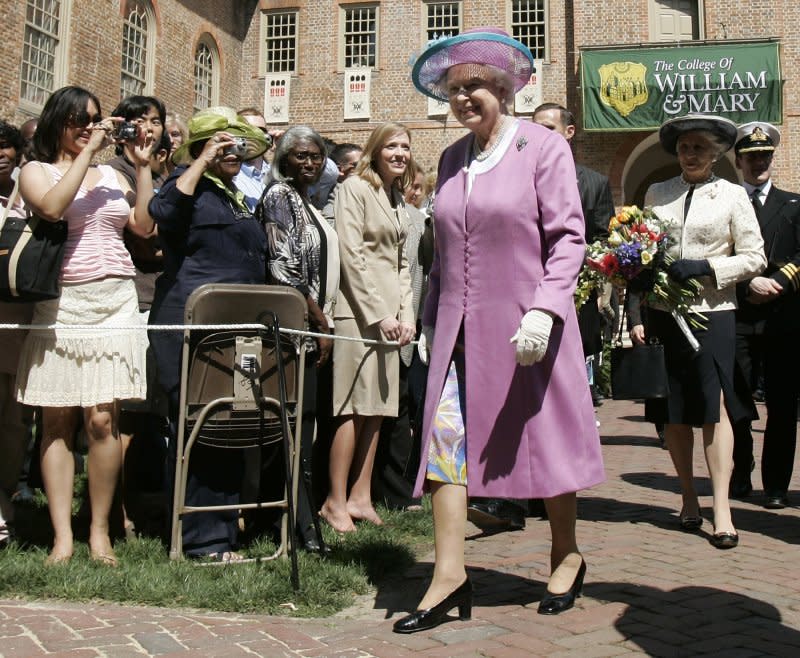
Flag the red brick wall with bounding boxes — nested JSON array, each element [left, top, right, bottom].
[[1, 0, 253, 127], [1, 1, 797, 196]]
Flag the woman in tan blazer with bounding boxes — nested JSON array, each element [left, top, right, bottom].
[[321, 122, 416, 532]]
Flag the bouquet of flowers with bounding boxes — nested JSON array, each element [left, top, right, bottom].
[[574, 205, 706, 350]]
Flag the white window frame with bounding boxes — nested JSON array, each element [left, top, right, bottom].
[[339, 4, 379, 71], [508, 0, 549, 62], [259, 10, 298, 76], [193, 36, 220, 112], [120, 0, 156, 99], [19, 0, 71, 111], [424, 1, 461, 42]]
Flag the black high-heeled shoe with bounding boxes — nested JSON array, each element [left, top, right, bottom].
[[537, 558, 586, 615], [392, 577, 473, 634]]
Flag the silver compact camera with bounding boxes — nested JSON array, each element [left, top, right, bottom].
[[115, 121, 138, 142], [223, 137, 248, 157]]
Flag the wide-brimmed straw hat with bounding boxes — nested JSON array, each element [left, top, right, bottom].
[[735, 121, 781, 154], [658, 113, 738, 155], [172, 106, 269, 165], [411, 27, 534, 101]]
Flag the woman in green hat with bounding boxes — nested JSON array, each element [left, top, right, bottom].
[[148, 106, 269, 561]]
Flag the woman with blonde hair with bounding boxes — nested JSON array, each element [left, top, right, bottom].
[[320, 122, 416, 533]]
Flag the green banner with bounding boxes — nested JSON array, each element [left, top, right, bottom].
[[580, 41, 782, 131]]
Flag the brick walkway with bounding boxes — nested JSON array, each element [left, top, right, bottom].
[[2, 399, 799, 657]]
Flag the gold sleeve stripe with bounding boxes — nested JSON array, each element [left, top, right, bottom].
[[779, 263, 800, 290]]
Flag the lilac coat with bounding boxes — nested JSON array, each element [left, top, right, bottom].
[[413, 120, 605, 499]]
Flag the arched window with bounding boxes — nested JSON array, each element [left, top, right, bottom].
[[120, 0, 155, 98], [20, 0, 70, 108], [193, 36, 219, 112]]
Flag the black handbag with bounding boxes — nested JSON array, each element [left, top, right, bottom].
[[610, 343, 669, 400], [0, 173, 67, 303], [610, 290, 669, 400]]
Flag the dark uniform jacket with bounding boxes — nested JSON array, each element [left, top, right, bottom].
[[735, 185, 800, 335], [576, 164, 614, 355]]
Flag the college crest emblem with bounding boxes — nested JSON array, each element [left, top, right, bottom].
[[598, 62, 649, 117]]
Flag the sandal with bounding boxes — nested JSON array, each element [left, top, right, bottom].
[[205, 551, 245, 563]]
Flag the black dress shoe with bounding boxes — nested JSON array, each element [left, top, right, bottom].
[[467, 499, 526, 532], [729, 477, 753, 499], [538, 559, 586, 615], [679, 514, 703, 531], [764, 492, 790, 509], [301, 536, 331, 555], [710, 532, 739, 549], [393, 578, 473, 634]]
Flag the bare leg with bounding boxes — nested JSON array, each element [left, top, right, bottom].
[[347, 414, 384, 525], [84, 403, 122, 565], [119, 430, 134, 538], [320, 415, 357, 532], [40, 406, 80, 563], [664, 423, 700, 517], [702, 393, 736, 535], [416, 481, 468, 610], [543, 493, 583, 594]]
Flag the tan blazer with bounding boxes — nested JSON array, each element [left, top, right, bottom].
[[333, 175, 414, 328]]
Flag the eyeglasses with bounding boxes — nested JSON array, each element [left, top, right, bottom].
[[68, 111, 102, 128], [290, 151, 324, 163]]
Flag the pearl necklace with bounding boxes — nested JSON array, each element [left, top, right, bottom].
[[680, 172, 716, 186], [472, 116, 512, 162]]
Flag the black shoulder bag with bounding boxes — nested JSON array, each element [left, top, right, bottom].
[[0, 167, 67, 302]]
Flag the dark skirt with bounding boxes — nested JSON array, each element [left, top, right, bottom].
[[645, 308, 755, 427]]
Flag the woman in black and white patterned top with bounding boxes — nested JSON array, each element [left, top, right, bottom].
[[257, 125, 340, 551]]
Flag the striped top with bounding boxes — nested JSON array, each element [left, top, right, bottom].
[[43, 163, 136, 284]]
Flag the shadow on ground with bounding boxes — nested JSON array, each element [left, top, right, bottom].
[[579, 489, 800, 546], [374, 570, 800, 656], [607, 583, 800, 656]]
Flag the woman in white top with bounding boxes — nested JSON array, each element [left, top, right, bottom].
[[629, 114, 766, 550]]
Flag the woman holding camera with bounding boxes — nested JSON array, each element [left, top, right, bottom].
[[148, 106, 269, 560], [15, 85, 156, 566]]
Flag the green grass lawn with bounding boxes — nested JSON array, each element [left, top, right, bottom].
[[0, 498, 433, 617]]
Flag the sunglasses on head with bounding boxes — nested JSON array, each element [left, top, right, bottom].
[[68, 110, 102, 128]]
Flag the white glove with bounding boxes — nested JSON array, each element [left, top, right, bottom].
[[510, 310, 554, 366], [418, 325, 434, 365]]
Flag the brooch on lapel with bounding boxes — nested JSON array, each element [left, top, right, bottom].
[[516, 136, 528, 152]]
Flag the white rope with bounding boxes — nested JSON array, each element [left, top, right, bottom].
[[0, 322, 417, 347]]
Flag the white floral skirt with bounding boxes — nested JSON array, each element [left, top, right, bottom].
[[16, 277, 147, 407]]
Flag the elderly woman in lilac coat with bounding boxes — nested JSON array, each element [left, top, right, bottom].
[[394, 29, 605, 634]]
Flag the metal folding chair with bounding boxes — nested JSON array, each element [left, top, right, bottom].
[[169, 283, 306, 588]]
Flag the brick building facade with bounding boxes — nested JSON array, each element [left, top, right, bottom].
[[1, 1, 797, 206], [0, 1, 258, 133]]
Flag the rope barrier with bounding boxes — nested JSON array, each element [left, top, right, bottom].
[[0, 322, 418, 347]]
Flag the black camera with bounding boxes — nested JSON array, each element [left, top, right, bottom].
[[223, 137, 248, 157], [115, 122, 139, 142]]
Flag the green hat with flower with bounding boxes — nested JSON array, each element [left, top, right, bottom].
[[171, 106, 269, 165]]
